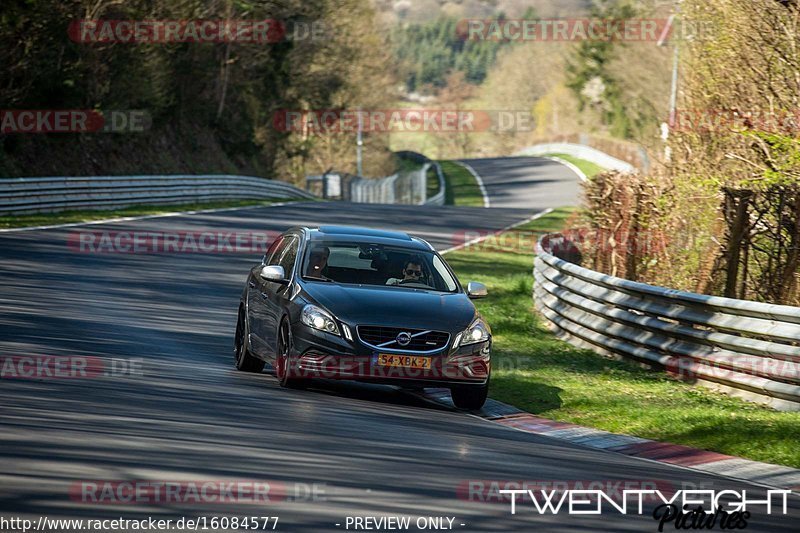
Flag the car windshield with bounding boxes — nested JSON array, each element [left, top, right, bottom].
[[301, 242, 459, 293]]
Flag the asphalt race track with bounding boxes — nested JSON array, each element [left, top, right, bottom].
[[1, 157, 797, 531]]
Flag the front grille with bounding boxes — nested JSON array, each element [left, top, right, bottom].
[[357, 325, 450, 352]]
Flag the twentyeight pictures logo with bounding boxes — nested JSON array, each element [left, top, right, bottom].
[[488, 486, 793, 531], [457, 481, 795, 530]]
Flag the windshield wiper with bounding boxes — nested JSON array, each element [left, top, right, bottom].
[[304, 275, 333, 282]]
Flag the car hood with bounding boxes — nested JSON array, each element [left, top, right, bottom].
[[301, 282, 477, 332]]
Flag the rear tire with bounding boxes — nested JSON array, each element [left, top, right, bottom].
[[450, 382, 488, 410], [275, 318, 306, 389], [234, 308, 265, 373]]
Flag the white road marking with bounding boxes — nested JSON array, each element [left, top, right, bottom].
[[542, 156, 589, 182], [440, 208, 554, 255], [453, 161, 490, 208]]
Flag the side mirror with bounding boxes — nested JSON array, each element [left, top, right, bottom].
[[260, 265, 289, 285], [466, 281, 488, 299]]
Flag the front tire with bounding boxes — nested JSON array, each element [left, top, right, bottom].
[[450, 382, 488, 410], [275, 318, 306, 389], [234, 308, 265, 373]]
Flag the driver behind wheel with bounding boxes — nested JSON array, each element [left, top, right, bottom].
[[386, 256, 424, 286]]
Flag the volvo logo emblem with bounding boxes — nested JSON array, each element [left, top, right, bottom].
[[396, 332, 412, 346]]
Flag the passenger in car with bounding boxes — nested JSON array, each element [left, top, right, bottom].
[[306, 246, 330, 278], [386, 256, 424, 285]]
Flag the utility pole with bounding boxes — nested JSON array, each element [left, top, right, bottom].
[[356, 109, 363, 176], [668, 27, 680, 127], [658, 1, 683, 163]]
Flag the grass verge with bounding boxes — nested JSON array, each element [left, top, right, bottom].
[[547, 153, 605, 179], [445, 207, 800, 468], [440, 161, 484, 207], [0, 198, 301, 230]]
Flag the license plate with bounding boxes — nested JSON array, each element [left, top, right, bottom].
[[377, 354, 431, 369]]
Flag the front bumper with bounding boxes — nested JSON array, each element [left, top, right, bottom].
[[289, 322, 490, 387]]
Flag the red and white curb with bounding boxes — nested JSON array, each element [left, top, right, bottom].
[[416, 389, 800, 491]]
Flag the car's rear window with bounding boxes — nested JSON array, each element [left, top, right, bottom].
[[301, 242, 459, 293]]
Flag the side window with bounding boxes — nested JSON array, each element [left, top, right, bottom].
[[264, 236, 284, 265], [276, 237, 299, 276]]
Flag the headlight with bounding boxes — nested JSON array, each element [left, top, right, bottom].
[[455, 318, 490, 347], [301, 304, 340, 335]]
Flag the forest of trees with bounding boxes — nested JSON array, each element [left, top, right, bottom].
[[0, 0, 396, 182], [565, 0, 645, 139], [391, 15, 514, 92], [1, 0, 647, 180]]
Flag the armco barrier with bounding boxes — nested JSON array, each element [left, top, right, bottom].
[[517, 133, 650, 172], [516, 143, 636, 173], [1, 151, 445, 214], [0, 175, 315, 215], [344, 161, 444, 205], [347, 172, 400, 203], [425, 163, 446, 206], [534, 234, 800, 411], [395, 150, 445, 205]]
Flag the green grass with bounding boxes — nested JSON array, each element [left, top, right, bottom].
[[440, 160, 485, 207], [547, 153, 605, 179], [0, 198, 300, 229], [445, 207, 800, 468]]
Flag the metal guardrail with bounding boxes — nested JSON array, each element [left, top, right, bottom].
[[342, 162, 444, 206], [347, 172, 401, 203], [339, 151, 445, 205], [302, 152, 444, 205], [534, 234, 800, 411], [517, 134, 650, 173], [0, 175, 315, 215], [424, 163, 446, 206], [516, 143, 636, 173]]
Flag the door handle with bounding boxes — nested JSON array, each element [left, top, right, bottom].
[[249, 280, 256, 288], [260, 291, 269, 299]]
